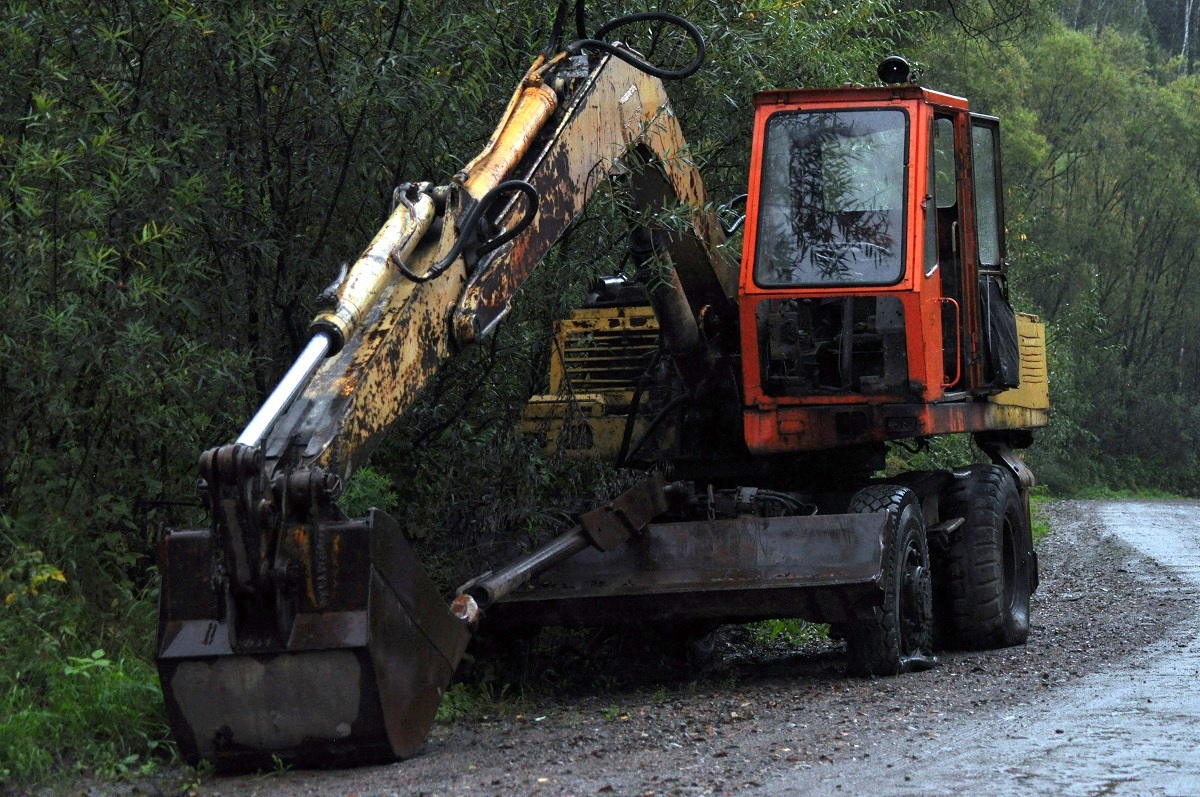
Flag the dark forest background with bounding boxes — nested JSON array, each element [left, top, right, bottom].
[[2, 0, 1198, 781]]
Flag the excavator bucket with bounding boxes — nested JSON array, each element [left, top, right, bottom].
[[156, 509, 470, 771]]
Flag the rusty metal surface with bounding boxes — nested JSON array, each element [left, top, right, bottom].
[[156, 527, 231, 659], [487, 582, 879, 629], [458, 475, 670, 608], [309, 191, 437, 350], [158, 649, 392, 770], [453, 54, 736, 346], [460, 80, 559, 200], [289, 230, 470, 483], [367, 509, 470, 669], [366, 569, 458, 759], [156, 510, 469, 769], [464, 528, 592, 610], [252, 65, 559, 484], [579, 473, 669, 551], [161, 48, 739, 770], [253, 55, 733, 489], [990, 312, 1049, 410], [546, 306, 660, 407], [490, 511, 889, 628], [977, 439, 1037, 491], [517, 303, 668, 459], [743, 398, 1050, 455]]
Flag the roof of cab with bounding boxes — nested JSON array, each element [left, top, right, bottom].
[[753, 85, 969, 110]]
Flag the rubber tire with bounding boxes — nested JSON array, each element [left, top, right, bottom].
[[843, 485, 935, 677], [937, 465, 1033, 650]]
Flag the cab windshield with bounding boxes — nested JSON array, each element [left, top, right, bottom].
[[753, 109, 908, 287]]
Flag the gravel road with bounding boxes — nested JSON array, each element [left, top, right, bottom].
[[38, 499, 1200, 797], [779, 499, 1200, 796]]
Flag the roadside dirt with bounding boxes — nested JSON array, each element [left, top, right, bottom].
[[33, 500, 1197, 797]]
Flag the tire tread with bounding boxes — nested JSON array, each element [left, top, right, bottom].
[[937, 465, 1030, 650], [844, 485, 933, 677]]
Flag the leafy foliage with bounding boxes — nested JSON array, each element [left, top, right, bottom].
[[1, 647, 167, 782], [0, 533, 165, 782], [918, 20, 1200, 494], [337, 466, 399, 518]]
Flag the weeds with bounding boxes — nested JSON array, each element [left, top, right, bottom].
[[338, 466, 400, 517], [0, 641, 169, 782], [1073, 486, 1185, 500], [1030, 487, 1053, 544], [747, 619, 830, 648], [435, 683, 482, 723], [0, 543, 171, 786], [435, 681, 518, 724]]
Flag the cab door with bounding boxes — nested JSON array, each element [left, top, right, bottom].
[[928, 111, 1019, 395], [929, 114, 965, 391], [969, 114, 1020, 390]]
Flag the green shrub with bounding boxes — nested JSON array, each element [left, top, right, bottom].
[[338, 467, 400, 518], [0, 541, 168, 784], [1, 648, 168, 782]]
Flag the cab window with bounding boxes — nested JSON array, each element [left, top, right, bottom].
[[754, 109, 908, 287]]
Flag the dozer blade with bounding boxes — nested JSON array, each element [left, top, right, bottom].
[[487, 511, 892, 629], [156, 509, 470, 771]]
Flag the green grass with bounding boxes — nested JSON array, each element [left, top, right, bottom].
[[0, 646, 171, 784], [1029, 488, 1053, 544], [1071, 486, 1185, 500], [747, 618, 830, 647], [1, 546, 173, 787], [434, 681, 519, 724]]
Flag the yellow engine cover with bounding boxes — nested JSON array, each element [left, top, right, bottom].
[[991, 313, 1050, 411]]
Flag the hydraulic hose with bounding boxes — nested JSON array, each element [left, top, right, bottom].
[[569, 11, 706, 80], [396, 180, 539, 284]]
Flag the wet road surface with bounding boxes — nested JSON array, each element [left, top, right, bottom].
[[777, 500, 1200, 797]]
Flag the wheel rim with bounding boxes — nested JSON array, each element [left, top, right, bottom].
[[899, 535, 933, 655], [1002, 515, 1017, 611]]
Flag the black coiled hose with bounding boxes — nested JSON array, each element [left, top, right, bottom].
[[569, 11, 706, 80], [400, 3, 704, 284], [395, 180, 538, 283]]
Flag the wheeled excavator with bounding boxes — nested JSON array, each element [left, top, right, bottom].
[[156, 7, 1049, 771]]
